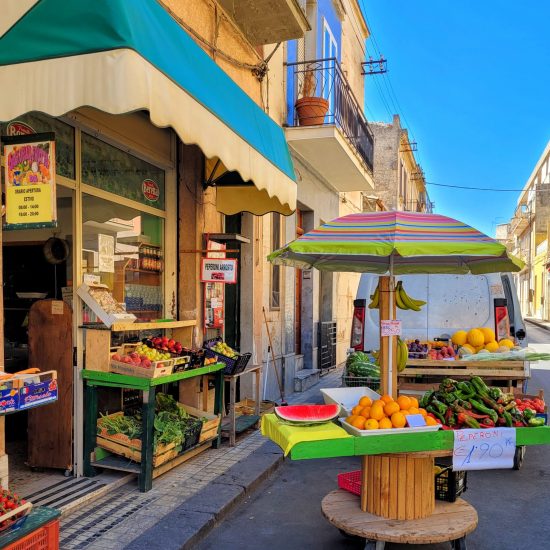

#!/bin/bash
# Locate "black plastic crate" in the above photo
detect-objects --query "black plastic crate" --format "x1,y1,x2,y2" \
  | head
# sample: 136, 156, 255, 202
181, 419, 203, 452
434, 462, 467, 502
203, 338, 251, 375
172, 348, 205, 373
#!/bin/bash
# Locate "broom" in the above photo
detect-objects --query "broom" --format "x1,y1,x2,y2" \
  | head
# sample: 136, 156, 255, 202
262, 307, 287, 406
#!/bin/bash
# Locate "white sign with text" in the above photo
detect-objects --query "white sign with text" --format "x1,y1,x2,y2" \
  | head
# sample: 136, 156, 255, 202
453, 428, 516, 471
380, 320, 402, 337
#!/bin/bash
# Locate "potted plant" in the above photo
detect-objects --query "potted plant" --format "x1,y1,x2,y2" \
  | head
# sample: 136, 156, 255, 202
294, 65, 329, 126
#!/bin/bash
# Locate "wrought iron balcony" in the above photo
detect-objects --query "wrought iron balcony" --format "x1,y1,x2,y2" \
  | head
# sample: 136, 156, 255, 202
287, 58, 374, 173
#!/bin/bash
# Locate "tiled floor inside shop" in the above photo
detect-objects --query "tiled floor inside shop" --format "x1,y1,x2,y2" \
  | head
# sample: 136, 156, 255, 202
58, 367, 344, 550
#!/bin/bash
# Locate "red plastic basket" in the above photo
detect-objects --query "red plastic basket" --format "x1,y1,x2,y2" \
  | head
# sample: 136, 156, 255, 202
4, 519, 59, 550
337, 470, 362, 496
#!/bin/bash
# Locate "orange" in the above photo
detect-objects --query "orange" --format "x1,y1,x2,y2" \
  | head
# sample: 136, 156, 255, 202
373, 399, 385, 408
384, 401, 400, 417
380, 394, 394, 404
418, 408, 428, 417
379, 417, 393, 429
359, 396, 373, 407
345, 415, 357, 424
365, 418, 379, 430
397, 395, 411, 411
359, 406, 371, 419
352, 405, 363, 416
370, 403, 385, 421
351, 416, 367, 429
408, 396, 419, 409
391, 412, 407, 428
425, 416, 438, 426
408, 406, 420, 416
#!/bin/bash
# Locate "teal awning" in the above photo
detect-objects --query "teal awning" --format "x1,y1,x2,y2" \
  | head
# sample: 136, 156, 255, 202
0, 0, 296, 214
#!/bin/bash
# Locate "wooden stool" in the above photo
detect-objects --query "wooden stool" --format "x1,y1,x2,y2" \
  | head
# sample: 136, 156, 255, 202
322, 489, 477, 550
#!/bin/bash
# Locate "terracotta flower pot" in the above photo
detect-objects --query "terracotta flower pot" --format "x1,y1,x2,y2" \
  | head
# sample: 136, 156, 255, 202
295, 96, 329, 126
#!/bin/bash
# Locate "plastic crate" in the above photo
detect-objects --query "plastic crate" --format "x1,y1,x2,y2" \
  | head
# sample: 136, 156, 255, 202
337, 470, 361, 496
434, 462, 467, 502
342, 366, 380, 391
4, 519, 59, 550
181, 419, 203, 452
203, 338, 251, 375
172, 349, 206, 373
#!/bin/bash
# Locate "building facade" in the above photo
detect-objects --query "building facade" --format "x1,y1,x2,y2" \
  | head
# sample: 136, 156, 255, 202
499, 141, 550, 320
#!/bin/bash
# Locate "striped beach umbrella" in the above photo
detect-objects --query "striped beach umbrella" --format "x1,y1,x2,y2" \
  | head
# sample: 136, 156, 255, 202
268, 211, 523, 275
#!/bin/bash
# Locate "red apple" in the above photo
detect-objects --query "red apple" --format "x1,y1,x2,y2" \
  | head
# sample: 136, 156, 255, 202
112, 353, 122, 362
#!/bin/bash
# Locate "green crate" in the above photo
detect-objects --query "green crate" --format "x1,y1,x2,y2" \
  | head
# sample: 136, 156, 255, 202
342, 367, 380, 391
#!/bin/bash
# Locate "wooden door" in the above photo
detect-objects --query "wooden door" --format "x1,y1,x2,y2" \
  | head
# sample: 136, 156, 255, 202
295, 210, 303, 355
27, 300, 73, 471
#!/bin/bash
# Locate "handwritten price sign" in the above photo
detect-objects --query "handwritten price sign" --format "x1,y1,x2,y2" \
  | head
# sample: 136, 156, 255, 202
452, 428, 516, 471
380, 320, 402, 337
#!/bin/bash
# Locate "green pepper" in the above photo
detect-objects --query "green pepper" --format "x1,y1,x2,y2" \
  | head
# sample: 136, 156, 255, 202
501, 411, 513, 427
420, 390, 435, 409
488, 387, 502, 401
468, 398, 498, 423
522, 408, 536, 420
441, 392, 460, 405
504, 401, 517, 412
480, 395, 505, 415
470, 376, 490, 397
431, 398, 448, 416
457, 412, 480, 429
457, 381, 476, 398
527, 417, 545, 427
426, 405, 445, 424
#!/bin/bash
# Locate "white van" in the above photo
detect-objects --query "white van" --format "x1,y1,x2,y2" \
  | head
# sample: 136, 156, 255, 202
351, 273, 526, 352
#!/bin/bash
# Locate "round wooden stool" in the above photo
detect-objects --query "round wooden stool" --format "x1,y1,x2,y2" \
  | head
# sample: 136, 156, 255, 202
322, 489, 478, 550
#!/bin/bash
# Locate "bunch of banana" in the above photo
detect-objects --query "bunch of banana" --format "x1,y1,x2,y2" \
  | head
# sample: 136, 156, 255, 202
371, 349, 380, 365
368, 283, 380, 309
395, 281, 426, 311
396, 337, 408, 372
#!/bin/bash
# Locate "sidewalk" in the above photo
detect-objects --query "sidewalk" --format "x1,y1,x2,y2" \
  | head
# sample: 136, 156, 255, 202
59, 367, 345, 550
525, 317, 550, 332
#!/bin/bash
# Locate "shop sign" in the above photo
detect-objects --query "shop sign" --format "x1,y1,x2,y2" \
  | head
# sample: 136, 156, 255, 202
3, 132, 57, 230
452, 427, 516, 471
6, 120, 36, 136
200, 258, 237, 284
142, 179, 160, 202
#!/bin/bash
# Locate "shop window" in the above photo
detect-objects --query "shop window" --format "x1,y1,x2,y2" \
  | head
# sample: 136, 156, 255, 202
81, 133, 165, 209
82, 194, 164, 321
270, 213, 281, 309
0, 112, 75, 179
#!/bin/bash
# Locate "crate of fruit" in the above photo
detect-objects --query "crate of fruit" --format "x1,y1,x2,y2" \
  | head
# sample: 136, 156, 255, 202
434, 462, 467, 502
110, 343, 174, 379
142, 338, 205, 373
0, 497, 32, 536
203, 338, 251, 375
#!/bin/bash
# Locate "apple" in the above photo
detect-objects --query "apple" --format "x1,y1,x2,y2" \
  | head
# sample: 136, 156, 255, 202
112, 353, 122, 362
141, 359, 152, 368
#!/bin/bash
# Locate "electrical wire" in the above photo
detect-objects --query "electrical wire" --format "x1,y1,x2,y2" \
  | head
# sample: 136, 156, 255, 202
426, 181, 540, 193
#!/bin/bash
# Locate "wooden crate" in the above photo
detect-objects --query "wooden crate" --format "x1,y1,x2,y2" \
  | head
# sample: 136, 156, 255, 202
110, 344, 174, 379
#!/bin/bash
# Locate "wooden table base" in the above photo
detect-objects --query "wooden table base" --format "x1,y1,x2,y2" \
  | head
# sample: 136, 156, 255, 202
361, 454, 434, 519
323, 489, 478, 548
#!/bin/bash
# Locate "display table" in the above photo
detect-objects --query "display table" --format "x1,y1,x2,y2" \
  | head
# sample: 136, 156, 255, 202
322, 489, 477, 550
82, 363, 225, 492
221, 365, 262, 446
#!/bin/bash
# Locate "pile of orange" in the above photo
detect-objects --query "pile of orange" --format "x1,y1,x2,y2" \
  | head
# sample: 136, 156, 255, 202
345, 394, 437, 430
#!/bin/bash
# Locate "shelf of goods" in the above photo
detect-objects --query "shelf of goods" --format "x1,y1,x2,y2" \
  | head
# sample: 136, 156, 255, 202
399, 359, 529, 393
82, 364, 225, 493
114, 244, 163, 321
82, 319, 225, 492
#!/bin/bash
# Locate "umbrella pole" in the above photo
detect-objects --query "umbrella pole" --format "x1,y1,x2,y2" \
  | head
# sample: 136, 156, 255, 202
378, 275, 398, 398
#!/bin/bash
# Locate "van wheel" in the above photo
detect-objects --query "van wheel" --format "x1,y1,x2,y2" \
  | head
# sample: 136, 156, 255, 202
513, 446, 526, 470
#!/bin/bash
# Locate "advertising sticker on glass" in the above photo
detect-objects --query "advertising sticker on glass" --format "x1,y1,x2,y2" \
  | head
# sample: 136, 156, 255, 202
3, 132, 57, 230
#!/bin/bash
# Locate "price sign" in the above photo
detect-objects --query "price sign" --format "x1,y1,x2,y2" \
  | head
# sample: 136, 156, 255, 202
453, 428, 516, 471
380, 320, 401, 337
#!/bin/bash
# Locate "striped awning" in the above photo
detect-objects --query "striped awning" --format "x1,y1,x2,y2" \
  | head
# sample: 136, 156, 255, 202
0, 0, 296, 215
269, 211, 524, 274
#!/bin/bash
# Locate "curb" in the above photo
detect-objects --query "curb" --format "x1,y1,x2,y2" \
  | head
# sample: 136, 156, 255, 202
525, 318, 550, 332
123, 440, 284, 550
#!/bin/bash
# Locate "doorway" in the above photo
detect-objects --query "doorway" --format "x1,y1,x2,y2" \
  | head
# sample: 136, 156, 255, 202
3, 186, 74, 491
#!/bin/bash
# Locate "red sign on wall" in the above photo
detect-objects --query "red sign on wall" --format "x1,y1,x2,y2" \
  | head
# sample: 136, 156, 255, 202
142, 179, 159, 202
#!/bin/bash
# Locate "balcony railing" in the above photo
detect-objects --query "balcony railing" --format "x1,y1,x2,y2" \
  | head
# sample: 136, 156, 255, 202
287, 58, 374, 171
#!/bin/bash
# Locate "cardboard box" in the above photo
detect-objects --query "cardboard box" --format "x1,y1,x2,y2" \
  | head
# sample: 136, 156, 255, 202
0, 371, 58, 413
77, 282, 136, 328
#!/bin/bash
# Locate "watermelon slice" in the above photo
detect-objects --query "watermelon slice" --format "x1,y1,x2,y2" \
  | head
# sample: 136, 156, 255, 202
274, 404, 340, 424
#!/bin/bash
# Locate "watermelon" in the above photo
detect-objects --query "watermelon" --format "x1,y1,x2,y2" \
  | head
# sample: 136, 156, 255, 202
274, 404, 340, 424
346, 352, 379, 378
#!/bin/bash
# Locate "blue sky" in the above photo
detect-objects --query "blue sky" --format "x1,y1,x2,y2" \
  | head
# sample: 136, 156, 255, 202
360, 1, 550, 236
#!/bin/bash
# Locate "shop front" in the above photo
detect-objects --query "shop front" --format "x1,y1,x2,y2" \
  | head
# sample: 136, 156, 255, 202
0, 0, 296, 511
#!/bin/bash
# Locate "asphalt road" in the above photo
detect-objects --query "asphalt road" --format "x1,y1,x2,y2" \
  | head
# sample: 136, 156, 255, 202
198, 322, 550, 550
